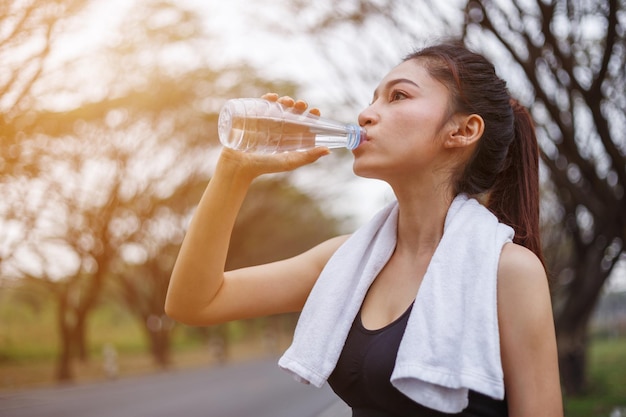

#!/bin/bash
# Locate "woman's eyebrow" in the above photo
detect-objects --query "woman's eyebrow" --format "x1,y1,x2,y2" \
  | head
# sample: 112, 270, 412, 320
372, 78, 421, 101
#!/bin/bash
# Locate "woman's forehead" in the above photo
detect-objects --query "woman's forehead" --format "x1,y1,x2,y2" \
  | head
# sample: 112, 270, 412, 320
373, 60, 443, 96
379, 60, 431, 86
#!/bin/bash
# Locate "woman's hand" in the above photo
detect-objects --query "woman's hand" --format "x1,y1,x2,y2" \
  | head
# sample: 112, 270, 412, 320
262, 92, 321, 117
218, 93, 329, 180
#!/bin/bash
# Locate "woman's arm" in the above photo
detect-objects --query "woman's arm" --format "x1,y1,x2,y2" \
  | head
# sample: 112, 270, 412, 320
165, 131, 344, 326
497, 243, 564, 417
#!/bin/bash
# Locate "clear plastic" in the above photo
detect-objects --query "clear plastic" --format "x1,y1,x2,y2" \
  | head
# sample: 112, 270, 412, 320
218, 98, 365, 153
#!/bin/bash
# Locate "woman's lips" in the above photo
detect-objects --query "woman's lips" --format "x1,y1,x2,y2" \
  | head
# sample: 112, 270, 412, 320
352, 133, 371, 153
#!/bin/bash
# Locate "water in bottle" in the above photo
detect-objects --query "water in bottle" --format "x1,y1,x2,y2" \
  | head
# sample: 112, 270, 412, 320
218, 98, 365, 153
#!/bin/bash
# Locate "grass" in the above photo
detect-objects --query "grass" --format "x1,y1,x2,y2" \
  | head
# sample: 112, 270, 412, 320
564, 337, 626, 417
0, 287, 295, 390
0, 295, 149, 364
0, 294, 59, 362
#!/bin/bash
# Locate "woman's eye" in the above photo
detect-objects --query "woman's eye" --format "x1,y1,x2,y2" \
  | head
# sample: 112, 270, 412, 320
390, 91, 407, 101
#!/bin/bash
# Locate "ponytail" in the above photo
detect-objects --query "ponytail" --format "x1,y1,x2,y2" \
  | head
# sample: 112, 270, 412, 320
487, 99, 543, 264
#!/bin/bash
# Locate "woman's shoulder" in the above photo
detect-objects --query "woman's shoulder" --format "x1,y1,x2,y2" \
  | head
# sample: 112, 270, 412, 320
497, 242, 552, 321
496, 245, 563, 416
497, 243, 552, 334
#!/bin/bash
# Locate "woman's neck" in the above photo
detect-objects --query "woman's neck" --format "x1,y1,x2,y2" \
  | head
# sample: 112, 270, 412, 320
393, 186, 455, 255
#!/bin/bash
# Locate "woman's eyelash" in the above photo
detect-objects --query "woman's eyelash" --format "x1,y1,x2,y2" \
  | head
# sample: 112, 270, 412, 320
390, 90, 407, 101
368, 90, 408, 105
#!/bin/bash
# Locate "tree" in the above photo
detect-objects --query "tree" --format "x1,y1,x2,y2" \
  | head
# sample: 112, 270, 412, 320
0, 1, 260, 380
463, 0, 625, 396
272, 0, 625, 395
1, 0, 347, 382
1, 0, 95, 381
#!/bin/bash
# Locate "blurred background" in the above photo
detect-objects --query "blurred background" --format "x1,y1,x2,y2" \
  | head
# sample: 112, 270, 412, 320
0, 1, 624, 416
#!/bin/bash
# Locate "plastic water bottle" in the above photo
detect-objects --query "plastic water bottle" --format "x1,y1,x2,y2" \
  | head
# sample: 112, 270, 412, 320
217, 98, 365, 153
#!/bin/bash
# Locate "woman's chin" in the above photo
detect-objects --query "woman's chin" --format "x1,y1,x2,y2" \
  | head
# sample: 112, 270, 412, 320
352, 161, 380, 180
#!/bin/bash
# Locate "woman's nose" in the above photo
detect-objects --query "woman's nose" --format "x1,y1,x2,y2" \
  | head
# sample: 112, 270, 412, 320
358, 105, 377, 127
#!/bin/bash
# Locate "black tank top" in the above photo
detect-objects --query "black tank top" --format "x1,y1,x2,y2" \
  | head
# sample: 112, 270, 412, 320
327, 303, 509, 417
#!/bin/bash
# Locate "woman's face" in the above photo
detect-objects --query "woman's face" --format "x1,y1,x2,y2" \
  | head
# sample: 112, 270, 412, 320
352, 59, 455, 184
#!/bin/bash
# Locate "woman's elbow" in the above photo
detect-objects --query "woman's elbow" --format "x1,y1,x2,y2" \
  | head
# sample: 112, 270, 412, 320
164, 293, 198, 325
165, 294, 223, 327
164, 298, 186, 323
165, 303, 202, 326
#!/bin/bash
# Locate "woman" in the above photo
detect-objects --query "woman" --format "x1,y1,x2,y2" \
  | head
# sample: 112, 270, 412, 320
165, 43, 563, 416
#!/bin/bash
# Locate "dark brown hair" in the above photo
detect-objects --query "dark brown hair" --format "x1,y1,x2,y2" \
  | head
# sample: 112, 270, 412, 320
405, 43, 542, 262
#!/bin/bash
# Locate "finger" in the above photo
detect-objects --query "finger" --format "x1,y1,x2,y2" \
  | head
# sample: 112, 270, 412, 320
281, 147, 331, 170
313, 146, 331, 155
277, 96, 295, 108
301, 146, 331, 163
293, 99, 308, 112
262, 93, 279, 102
291, 100, 310, 115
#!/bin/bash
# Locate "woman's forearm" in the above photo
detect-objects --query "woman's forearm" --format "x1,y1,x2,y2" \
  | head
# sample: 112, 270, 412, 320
165, 146, 329, 324
165, 152, 254, 322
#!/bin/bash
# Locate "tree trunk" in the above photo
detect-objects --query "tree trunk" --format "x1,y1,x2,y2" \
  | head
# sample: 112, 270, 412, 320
55, 341, 73, 382
55, 297, 74, 382
554, 238, 612, 395
75, 313, 89, 362
557, 325, 589, 396
148, 329, 171, 368
144, 314, 172, 368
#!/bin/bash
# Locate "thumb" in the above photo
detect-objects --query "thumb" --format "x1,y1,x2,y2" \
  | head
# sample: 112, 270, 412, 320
281, 147, 331, 171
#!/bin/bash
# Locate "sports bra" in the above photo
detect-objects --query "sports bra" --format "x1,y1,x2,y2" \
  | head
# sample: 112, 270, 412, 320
327, 303, 509, 417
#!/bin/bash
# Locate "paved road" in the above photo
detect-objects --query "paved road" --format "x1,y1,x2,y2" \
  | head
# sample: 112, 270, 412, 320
0, 358, 350, 417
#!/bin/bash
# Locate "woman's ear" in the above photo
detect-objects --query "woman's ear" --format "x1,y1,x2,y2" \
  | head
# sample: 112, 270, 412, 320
444, 114, 484, 149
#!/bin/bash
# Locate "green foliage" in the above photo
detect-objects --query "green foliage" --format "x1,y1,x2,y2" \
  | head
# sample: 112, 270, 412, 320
86, 301, 147, 355
564, 337, 626, 417
0, 284, 58, 362
0, 284, 143, 362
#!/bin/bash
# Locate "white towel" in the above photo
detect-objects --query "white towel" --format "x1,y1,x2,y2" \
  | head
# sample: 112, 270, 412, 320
278, 194, 514, 413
